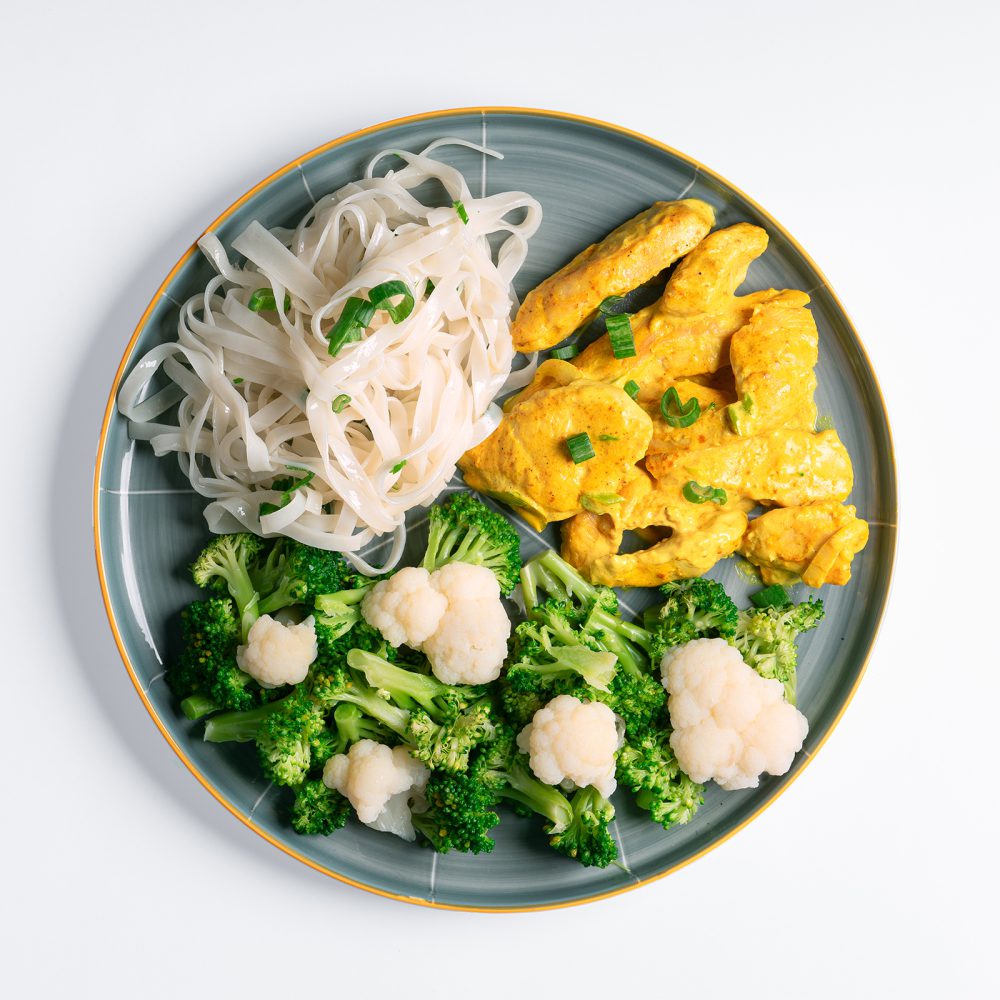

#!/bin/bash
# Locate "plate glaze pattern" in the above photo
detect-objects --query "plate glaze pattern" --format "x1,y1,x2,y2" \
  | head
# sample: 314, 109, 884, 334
95, 109, 896, 910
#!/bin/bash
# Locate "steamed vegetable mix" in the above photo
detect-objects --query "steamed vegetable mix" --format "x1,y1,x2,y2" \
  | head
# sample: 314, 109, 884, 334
169, 493, 824, 868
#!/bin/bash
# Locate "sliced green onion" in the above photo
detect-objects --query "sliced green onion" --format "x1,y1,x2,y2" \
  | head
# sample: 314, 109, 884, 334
453, 200, 469, 224
328, 296, 376, 356
726, 393, 755, 434
750, 584, 792, 609
707, 402, 717, 411
232, 377, 244, 385
580, 492, 625, 512
660, 386, 701, 428
390, 459, 407, 474
260, 467, 315, 517
369, 280, 414, 324
331, 394, 351, 413
682, 480, 727, 505
598, 295, 626, 315
566, 432, 595, 464
623, 379, 640, 399
551, 343, 580, 360
816, 414, 835, 432
425, 278, 436, 295
598, 434, 619, 441
248, 288, 291, 312
605, 313, 636, 359
259, 501, 280, 516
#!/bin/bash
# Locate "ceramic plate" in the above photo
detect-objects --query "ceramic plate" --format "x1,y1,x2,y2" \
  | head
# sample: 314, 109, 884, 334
94, 108, 896, 910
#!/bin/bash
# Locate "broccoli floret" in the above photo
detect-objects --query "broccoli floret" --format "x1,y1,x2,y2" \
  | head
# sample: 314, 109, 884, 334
422, 491, 522, 595
256, 688, 326, 786
733, 599, 824, 704
329, 702, 390, 755
190, 533, 266, 641
203, 696, 290, 743
644, 577, 739, 658
411, 766, 500, 855
290, 779, 350, 835
604, 670, 666, 740
519, 549, 618, 616
257, 541, 351, 616
308, 727, 339, 770
548, 786, 618, 869
617, 728, 704, 829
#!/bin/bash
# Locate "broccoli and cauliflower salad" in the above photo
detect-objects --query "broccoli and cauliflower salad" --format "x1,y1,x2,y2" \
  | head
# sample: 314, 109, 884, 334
170, 491, 823, 869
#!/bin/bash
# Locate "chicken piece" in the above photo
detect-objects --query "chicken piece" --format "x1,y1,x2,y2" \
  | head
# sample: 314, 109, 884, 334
725, 297, 819, 436
458, 378, 652, 532
501, 358, 580, 413
645, 429, 853, 508
511, 199, 715, 352
573, 223, 810, 384
740, 501, 869, 586
561, 472, 753, 588
640, 377, 733, 455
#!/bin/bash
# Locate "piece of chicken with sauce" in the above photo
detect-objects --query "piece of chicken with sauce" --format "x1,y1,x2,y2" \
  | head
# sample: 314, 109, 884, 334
458, 378, 652, 532
739, 501, 869, 586
510, 199, 715, 352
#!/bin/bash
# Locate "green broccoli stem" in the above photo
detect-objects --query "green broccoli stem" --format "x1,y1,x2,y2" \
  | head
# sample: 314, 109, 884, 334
493, 758, 574, 834
520, 549, 605, 611
180, 694, 220, 721
203, 697, 289, 743
585, 606, 651, 678
346, 648, 476, 716
335, 684, 411, 740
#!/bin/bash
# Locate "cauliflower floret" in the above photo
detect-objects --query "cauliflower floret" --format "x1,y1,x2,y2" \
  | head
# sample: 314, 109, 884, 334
361, 566, 448, 649
422, 562, 511, 685
662, 637, 808, 791
518, 694, 620, 797
322, 739, 429, 841
235, 614, 317, 689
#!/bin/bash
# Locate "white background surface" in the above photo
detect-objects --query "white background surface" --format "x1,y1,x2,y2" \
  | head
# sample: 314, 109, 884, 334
4, 1, 998, 996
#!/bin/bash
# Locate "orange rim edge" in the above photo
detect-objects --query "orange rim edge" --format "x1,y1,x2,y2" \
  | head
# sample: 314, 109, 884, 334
93, 106, 898, 913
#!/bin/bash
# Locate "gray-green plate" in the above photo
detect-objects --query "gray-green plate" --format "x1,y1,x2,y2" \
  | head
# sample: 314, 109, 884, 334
94, 108, 896, 911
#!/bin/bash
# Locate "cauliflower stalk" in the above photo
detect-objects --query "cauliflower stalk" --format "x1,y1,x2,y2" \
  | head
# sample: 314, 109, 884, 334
662, 637, 808, 791
235, 614, 317, 689
323, 739, 429, 841
518, 694, 621, 798
361, 561, 511, 685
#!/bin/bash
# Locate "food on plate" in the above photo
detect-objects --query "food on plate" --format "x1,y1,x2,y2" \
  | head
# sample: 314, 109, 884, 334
661, 637, 809, 791
461, 205, 868, 589
510, 199, 714, 352
170, 494, 822, 866
117, 140, 541, 573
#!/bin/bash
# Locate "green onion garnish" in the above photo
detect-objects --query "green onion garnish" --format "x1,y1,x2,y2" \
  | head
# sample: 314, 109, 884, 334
369, 280, 415, 324
726, 393, 755, 433
390, 459, 407, 474
750, 584, 792, 609
660, 386, 701, 428
623, 380, 640, 399
682, 480, 727, 505
598, 434, 619, 441
605, 313, 636, 359
551, 343, 580, 360
598, 295, 626, 315
232, 377, 244, 385
260, 467, 315, 518
328, 296, 376, 356
248, 288, 291, 312
579, 492, 625, 512
331, 394, 351, 413
453, 200, 469, 224
425, 278, 436, 295
566, 432, 595, 464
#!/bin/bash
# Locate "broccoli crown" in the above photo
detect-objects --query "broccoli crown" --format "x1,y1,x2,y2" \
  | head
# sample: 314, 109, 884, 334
406, 701, 495, 774
289, 779, 351, 836
508, 610, 618, 693
604, 670, 666, 739
308, 727, 339, 770
421, 491, 522, 595
258, 541, 351, 615
519, 549, 618, 616
733, 599, 824, 704
190, 533, 265, 640
412, 768, 500, 854
256, 688, 326, 786
617, 729, 704, 829
645, 577, 739, 658
314, 614, 391, 671
548, 786, 618, 868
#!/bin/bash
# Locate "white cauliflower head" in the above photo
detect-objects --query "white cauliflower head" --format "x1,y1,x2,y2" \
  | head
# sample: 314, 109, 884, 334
518, 694, 620, 798
235, 614, 317, 689
422, 562, 511, 685
662, 637, 809, 791
361, 566, 448, 649
322, 740, 429, 841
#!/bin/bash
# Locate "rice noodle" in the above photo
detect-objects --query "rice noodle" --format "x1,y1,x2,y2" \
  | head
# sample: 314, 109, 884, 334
118, 139, 541, 573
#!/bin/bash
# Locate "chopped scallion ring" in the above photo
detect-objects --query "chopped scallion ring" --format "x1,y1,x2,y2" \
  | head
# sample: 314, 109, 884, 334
605, 312, 636, 358
623, 379, 640, 399
248, 288, 291, 312
390, 459, 407, 474
260, 467, 315, 517
551, 343, 580, 360
598, 434, 619, 441
579, 492, 625, 512
598, 295, 626, 314
328, 296, 376, 356
425, 278, 436, 295
369, 280, 415, 324
331, 394, 351, 413
682, 480, 727, 505
750, 584, 792, 609
660, 386, 701, 427
232, 377, 244, 385
453, 200, 469, 224
566, 432, 595, 464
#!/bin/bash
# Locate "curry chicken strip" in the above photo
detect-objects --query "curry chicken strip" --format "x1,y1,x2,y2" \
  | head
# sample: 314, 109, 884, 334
510, 199, 715, 352
739, 501, 869, 587
458, 378, 652, 532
